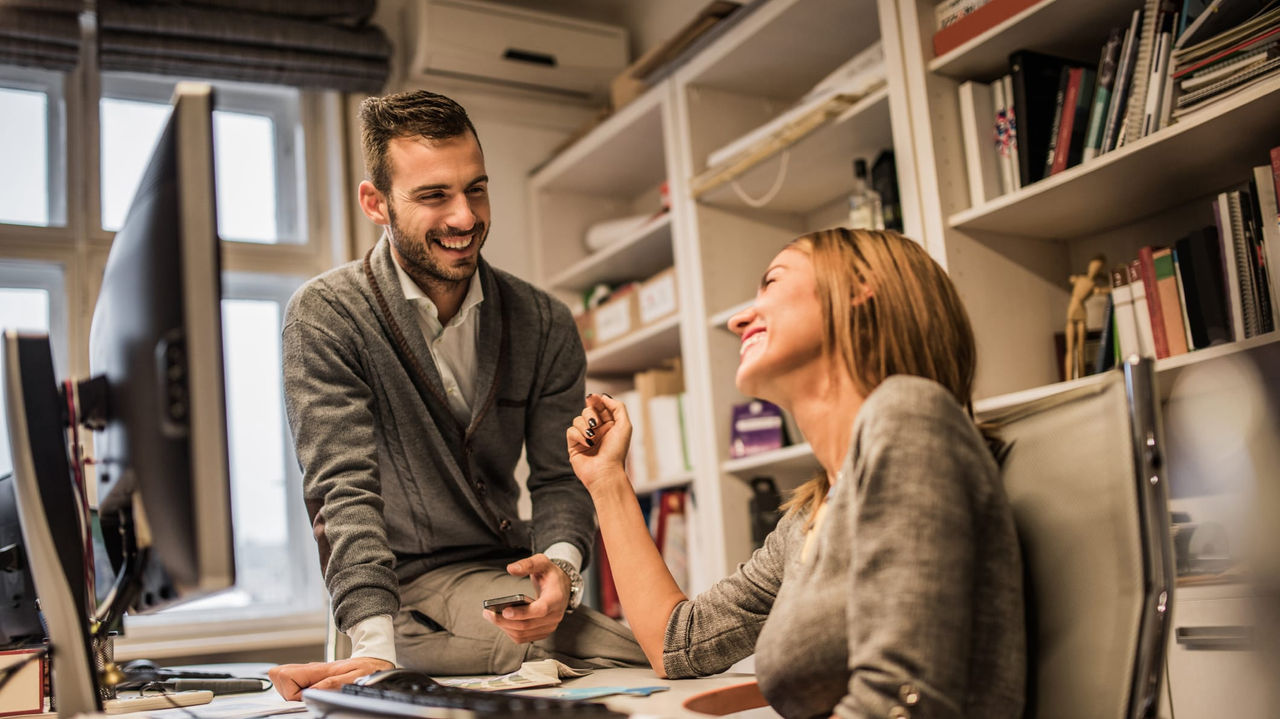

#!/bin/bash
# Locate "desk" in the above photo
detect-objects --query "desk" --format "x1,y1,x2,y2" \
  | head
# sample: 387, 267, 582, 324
105, 668, 777, 719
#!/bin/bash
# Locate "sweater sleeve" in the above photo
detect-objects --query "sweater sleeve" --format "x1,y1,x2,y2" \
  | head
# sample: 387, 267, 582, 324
662, 513, 797, 678
282, 286, 400, 632
836, 378, 995, 719
524, 297, 597, 567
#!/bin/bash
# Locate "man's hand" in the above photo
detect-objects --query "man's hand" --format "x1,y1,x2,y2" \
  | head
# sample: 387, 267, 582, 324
484, 553, 570, 644
268, 657, 393, 701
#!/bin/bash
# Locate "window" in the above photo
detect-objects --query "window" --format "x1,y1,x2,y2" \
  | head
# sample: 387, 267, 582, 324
1, 61, 341, 647
154, 274, 321, 617
0, 260, 68, 478
99, 74, 306, 244
0, 66, 67, 227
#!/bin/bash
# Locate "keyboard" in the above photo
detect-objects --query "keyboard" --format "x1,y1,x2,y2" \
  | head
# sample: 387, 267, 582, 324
302, 683, 629, 719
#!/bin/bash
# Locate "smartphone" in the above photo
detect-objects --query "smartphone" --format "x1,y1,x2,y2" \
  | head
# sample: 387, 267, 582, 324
483, 593, 533, 612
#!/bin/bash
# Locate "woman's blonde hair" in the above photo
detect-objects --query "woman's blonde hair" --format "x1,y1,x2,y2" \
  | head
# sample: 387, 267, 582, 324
780, 228, 979, 520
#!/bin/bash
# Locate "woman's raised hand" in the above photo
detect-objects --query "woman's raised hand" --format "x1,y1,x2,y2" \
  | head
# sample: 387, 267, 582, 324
566, 393, 632, 491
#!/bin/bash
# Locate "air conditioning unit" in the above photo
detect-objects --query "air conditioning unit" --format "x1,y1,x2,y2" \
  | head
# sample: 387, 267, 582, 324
408, 0, 629, 99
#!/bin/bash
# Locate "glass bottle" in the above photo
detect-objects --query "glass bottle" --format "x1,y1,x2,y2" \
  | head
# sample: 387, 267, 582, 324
847, 158, 884, 231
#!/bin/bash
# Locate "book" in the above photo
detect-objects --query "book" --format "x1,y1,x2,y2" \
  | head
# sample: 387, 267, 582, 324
1111, 265, 1141, 360
992, 77, 1017, 195
1177, 226, 1234, 346
1171, 247, 1198, 349
653, 490, 689, 592
1094, 292, 1118, 373
1001, 74, 1021, 190
935, 0, 994, 31
1219, 191, 1251, 338
1010, 50, 1072, 187
1064, 67, 1096, 169
1102, 10, 1144, 154
958, 80, 1003, 205
1141, 12, 1176, 137
1137, 246, 1171, 358
1043, 66, 1073, 177
1176, 0, 1275, 50
633, 360, 684, 485
648, 393, 690, 479
1083, 28, 1124, 162
932, 0, 1044, 57
1153, 247, 1190, 355
1243, 181, 1275, 334
1128, 259, 1158, 356
1126, 0, 1172, 143
1272, 146, 1280, 215
1255, 163, 1280, 320
594, 532, 621, 618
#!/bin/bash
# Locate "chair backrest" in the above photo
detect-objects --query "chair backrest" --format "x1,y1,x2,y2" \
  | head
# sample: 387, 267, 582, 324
979, 358, 1174, 719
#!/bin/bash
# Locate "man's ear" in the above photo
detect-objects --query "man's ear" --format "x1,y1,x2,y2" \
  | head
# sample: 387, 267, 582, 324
358, 181, 390, 225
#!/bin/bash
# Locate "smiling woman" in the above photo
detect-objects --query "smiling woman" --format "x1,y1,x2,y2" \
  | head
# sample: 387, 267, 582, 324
568, 228, 1027, 719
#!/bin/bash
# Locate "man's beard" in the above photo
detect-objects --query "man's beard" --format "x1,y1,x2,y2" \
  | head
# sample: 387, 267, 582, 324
386, 203, 487, 288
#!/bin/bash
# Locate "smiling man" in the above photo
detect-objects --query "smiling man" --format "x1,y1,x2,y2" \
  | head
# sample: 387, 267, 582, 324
272, 90, 643, 698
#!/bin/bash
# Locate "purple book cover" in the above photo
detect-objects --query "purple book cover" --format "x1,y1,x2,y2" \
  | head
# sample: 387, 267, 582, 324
729, 400, 785, 458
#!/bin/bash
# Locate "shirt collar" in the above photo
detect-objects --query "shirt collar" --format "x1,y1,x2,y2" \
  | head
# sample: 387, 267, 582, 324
390, 238, 485, 326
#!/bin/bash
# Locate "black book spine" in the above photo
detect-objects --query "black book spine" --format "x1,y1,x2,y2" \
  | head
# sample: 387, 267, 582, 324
1174, 235, 1210, 348
1188, 225, 1233, 345
1042, 67, 1071, 178
1067, 68, 1097, 168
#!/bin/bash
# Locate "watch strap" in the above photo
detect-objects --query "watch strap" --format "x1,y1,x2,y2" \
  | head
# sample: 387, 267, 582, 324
548, 557, 584, 613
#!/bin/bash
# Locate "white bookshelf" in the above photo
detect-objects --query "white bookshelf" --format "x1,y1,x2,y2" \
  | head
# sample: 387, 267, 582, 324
584, 314, 681, 377
708, 298, 753, 330
928, 0, 1136, 79
547, 214, 673, 292
949, 77, 1280, 238
634, 472, 696, 498
722, 443, 821, 487
529, 0, 914, 592
694, 88, 893, 214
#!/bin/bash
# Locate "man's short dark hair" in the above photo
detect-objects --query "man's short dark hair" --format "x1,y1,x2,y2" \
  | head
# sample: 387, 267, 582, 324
359, 90, 480, 194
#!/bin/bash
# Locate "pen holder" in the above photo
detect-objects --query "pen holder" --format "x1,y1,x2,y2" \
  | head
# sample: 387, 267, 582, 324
92, 633, 119, 701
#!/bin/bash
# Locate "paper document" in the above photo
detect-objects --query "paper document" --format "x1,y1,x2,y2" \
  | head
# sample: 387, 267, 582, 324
435, 659, 592, 692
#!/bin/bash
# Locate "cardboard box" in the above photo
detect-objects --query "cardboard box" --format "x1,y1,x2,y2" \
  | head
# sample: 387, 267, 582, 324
638, 266, 679, 326
573, 311, 596, 352
0, 649, 46, 716
591, 286, 640, 345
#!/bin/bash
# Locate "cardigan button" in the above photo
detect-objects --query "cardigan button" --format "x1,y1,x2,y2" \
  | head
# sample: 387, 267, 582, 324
499, 519, 512, 531
898, 684, 920, 705
888, 706, 909, 719
475, 480, 486, 494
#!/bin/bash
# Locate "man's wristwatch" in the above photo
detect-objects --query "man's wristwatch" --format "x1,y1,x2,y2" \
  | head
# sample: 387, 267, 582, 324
548, 558, 584, 613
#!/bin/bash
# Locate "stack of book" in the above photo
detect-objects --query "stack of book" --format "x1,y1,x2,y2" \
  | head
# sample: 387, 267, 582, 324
1097, 148, 1279, 370
613, 359, 692, 488
1169, 2, 1280, 119
954, 0, 1280, 205
593, 487, 693, 618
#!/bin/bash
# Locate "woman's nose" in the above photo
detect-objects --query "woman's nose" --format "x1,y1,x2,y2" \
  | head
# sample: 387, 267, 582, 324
727, 305, 756, 337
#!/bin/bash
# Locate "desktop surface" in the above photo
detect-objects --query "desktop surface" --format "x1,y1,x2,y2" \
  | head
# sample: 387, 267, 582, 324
101, 667, 773, 719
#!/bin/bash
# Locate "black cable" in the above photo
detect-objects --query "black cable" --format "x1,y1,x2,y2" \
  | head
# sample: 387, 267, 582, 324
139, 681, 204, 719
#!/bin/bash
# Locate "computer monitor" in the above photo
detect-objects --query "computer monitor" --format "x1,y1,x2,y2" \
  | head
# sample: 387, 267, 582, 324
1, 82, 234, 716
90, 81, 233, 612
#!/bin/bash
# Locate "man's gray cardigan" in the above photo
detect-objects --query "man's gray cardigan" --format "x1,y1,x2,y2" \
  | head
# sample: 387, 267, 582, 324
282, 238, 594, 632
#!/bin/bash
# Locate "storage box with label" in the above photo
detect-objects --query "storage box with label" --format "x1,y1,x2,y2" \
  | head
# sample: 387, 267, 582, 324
638, 266, 679, 327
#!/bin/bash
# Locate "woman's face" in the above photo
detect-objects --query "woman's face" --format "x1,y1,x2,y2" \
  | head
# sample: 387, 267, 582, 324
728, 246, 826, 403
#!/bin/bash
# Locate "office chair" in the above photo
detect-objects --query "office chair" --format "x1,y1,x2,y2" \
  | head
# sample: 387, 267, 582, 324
979, 357, 1174, 719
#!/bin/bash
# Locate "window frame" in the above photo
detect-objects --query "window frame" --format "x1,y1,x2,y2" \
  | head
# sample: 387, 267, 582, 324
0, 65, 69, 228
98, 72, 307, 245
